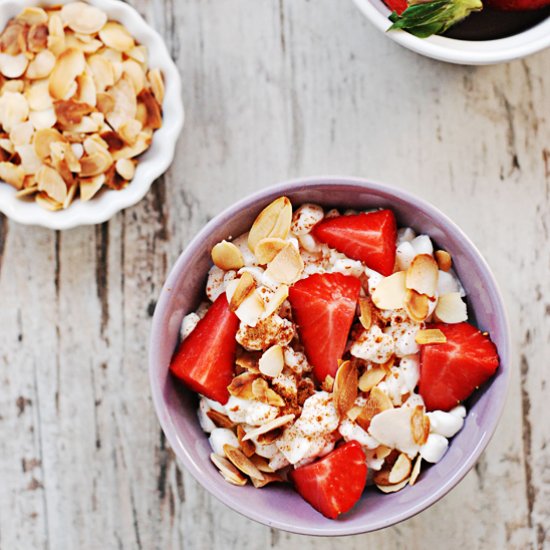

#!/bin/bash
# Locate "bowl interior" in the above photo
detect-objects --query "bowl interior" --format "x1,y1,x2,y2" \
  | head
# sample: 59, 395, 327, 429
150, 178, 510, 535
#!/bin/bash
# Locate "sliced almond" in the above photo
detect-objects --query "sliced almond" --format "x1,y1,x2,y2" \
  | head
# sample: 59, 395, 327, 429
368, 407, 418, 456
36, 165, 67, 203
388, 453, 412, 484
410, 405, 430, 446
409, 455, 422, 486
47, 15, 66, 57
10, 121, 34, 146
375, 445, 393, 460
358, 367, 386, 392
54, 99, 94, 126
15, 144, 41, 175
229, 272, 255, 311
227, 372, 257, 399
0, 91, 29, 133
76, 73, 97, 107
376, 478, 409, 493
118, 118, 142, 146
79, 173, 105, 201
415, 328, 447, 345
251, 471, 283, 488
210, 453, 247, 486
1, 80, 24, 94
26, 49, 56, 80
223, 445, 264, 481
249, 454, 275, 473
248, 197, 292, 252
16, 184, 39, 198
263, 284, 289, 318
235, 350, 261, 374
122, 59, 145, 94
80, 150, 113, 177
0, 162, 25, 189
0, 20, 27, 56
111, 131, 150, 160
241, 414, 295, 442
49, 48, 85, 100
148, 68, 164, 104
346, 404, 363, 421
435, 250, 452, 272
333, 360, 358, 418
259, 345, 284, 378
33, 128, 64, 159
88, 55, 114, 93
137, 87, 162, 129
251, 378, 285, 407
99, 22, 135, 52
236, 425, 256, 458
404, 289, 430, 323
0, 53, 28, 79
36, 191, 62, 211
254, 237, 288, 265
264, 243, 304, 284
212, 240, 244, 271
206, 409, 234, 429
356, 386, 393, 431
106, 75, 136, 130
321, 374, 334, 392
371, 271, 407, 310
115, 158, 135, 181
128, 45, 147, 64
235, 289, 265, 327
27, 24, 48, 53
63, 181, 77, 209
29, 108, 56, 130
406, 254, 439, 297
61, 2, 107, 35
26, 80, 53, 111
17, 7, 48, 25
434, 293, 468, 324
359, 297, 373, 330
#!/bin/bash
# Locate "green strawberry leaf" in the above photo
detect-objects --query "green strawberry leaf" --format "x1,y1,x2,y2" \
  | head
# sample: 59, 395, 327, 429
388, 0, 483, 38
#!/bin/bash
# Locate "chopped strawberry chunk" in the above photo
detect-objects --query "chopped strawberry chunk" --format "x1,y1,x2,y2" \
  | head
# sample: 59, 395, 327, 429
288, 273, 361, 383
384, 0, 409, 14
419, 322, 499, 412
170, 294, 239, 405
312, 209, 397, 276
290, 441, 367, 519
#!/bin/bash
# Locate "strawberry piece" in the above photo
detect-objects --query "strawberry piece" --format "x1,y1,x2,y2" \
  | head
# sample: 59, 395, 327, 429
288, 273, 360, 383
384, 0, 409, 14
485, 0, 549, 9
312, 210, 397, 276
419, 322, 499, 412
170, 294, 239, 405
290, 441, 367, 519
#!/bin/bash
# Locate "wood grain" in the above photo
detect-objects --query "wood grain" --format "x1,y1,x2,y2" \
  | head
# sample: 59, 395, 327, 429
0, 1, 548, 549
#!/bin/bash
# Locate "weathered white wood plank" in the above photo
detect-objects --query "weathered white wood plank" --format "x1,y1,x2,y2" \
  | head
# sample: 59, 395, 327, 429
0, 0, 548, 548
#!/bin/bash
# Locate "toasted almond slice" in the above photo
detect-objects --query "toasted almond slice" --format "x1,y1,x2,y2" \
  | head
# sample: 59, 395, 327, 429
0, 91, 29, 133
29, 108, 56, 130
368, 407, 418, 456
80, 150, 113, 177
210, 453, 247, 486
115, 158, 135, 181
54, 99, 94, 126
356, 386, 393, 431
16, 184, 39, 198
118, 118, 142, 146
99, 22, 135, 52
358, 367, 386, 392
346, 404, 363, 421
61, 2, 107, 35
36, 165, 67, 203
15, 144, 42, 175
128, 45, 147, 64
0, 162, 25, 189
375, 445, 393, 460
236, 425, 256, 458
148, 68, 164, 104
251, 471, 283, 488
223, 445, 264, 481
251, 378, 284, 407
434, 293, 468, 324
235, 350, 261, 374
0, 53, 28, 78
0, 20, 26, 56
63, 182, 77, 209
111, 131, 151, 160
49, 48, 85, 100
263, 284, 289, 318
212, 240, 244, 271
0, 139, 14, 154
17, 7, 49, 25
135, 101, 148, 127
321, 374, 334, 392
227, 372, 257, 399
27, 23, 48, 52
229, 272, 255, 311
206, 409, 234, 429
359, 297, 373, 330
47, 14, 65, 57
106, 75, 137, 131
76, 73, 97, 107
88, 55, 114, 93
254, 237, 288, 265
26, 49, 56, 80
137, 88, 162, 129
259, 345, 284, 378
388, 453, 412, 484
36, 191, 62, 211
256, 428, 284, 445
410, 405, 430, 446
333, 360, 358, 418
248, 197, 292, 252
371, 271, 407, 310
249, 454, 275, 473
26, 80, 53, 111
83, 135, 109, 156
241, 414, 295, 442
409, 455, 422, 486
406, 254, 439, 297
33, 128, 64, 159
79, 174, 105, 201
10, 121, 34, 146
376, 479, 409, 493
1, 80, 24, 94
264, 243, 304, 284
122, 59, 145, 94
235, 289, 265, 327
435, 250, 452, 272
415, 328, 447, 345
404, 289, 430, 323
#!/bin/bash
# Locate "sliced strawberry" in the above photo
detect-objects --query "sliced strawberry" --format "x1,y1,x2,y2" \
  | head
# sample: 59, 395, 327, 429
419, 322, 499, 412
312, 210, 397, 276
288, 273, 360, 383
384, 0, 409, 14
290, 441, 367, 519
170, 294, 239, 405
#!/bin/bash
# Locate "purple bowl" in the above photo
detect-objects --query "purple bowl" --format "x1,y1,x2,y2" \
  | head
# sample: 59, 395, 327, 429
149, 177, 511, 536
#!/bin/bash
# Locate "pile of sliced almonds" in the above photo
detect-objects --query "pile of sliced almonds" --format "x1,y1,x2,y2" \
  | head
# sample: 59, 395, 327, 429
0, 2, 164, 210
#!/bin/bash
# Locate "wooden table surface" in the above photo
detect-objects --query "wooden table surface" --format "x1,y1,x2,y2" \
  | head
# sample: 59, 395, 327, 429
1, 1, 549, 549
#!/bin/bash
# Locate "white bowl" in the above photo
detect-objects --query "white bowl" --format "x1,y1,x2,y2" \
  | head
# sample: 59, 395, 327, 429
0, 0, 184, 229
353, 0, 550, 64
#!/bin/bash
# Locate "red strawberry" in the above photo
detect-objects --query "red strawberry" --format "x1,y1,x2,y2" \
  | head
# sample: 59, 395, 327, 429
485, 0, 549, 9
384, 0, 409, 14
419, 322, 499, 412
312, 210, 397, 276
290, 441, 367, 519
288, 273, 360, 383
170, 294, 239, 405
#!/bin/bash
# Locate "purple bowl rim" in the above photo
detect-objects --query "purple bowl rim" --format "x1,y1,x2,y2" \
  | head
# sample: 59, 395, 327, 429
148, 175, 512, 536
